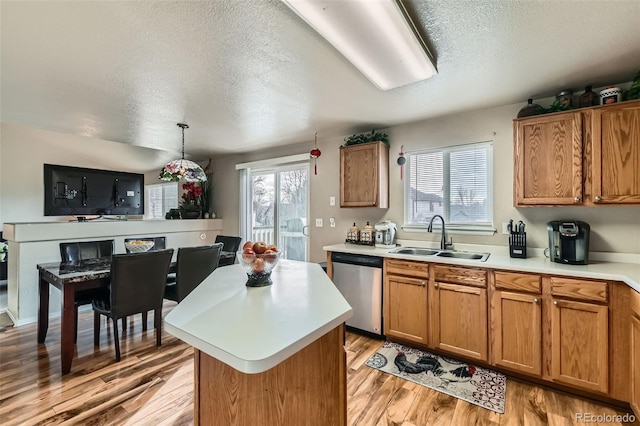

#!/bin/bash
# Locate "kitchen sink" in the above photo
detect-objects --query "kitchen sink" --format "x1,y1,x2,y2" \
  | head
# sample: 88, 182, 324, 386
389, 247, 440, 256
389, 247, 490, 262
436, 251, 490, 261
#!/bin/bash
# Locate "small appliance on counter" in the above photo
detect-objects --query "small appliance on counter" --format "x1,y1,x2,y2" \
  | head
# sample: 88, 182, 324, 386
547, 220, 590, 265
374, 220, 397, 248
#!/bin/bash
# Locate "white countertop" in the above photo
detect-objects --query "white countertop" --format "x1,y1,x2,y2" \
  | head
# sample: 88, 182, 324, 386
323, 243, 640, 293
164, 260, 353, 374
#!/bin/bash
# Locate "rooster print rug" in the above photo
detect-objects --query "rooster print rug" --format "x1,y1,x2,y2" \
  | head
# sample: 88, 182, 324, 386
365, 342, 506, 414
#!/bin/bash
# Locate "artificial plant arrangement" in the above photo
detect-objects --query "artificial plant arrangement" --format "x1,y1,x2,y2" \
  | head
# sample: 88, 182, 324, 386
0, 242, 7, 261
344, 129, 389, 147
180, 182, 203, 212
199, 159, 214, 215
623, 70, 640, 100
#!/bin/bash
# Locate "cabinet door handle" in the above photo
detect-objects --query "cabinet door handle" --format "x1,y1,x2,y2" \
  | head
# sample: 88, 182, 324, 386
553, 300, 558, 306
434, 283, 439, 288
594, 195, 602, 202
533, 298, 539, 303
574, 197, 580, 203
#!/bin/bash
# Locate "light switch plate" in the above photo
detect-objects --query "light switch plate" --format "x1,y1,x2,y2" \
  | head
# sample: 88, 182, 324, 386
502, 223, 509, 234
329, 196, 336, 206
315, 218, 323, 227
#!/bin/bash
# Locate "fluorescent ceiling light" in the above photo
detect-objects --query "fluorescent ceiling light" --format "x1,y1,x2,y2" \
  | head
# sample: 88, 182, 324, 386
282, 0, 437, 90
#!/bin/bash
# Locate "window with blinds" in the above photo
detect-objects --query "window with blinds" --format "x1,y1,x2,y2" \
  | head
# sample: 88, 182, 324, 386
404, 142, 493, 233
145, 183, 178, 219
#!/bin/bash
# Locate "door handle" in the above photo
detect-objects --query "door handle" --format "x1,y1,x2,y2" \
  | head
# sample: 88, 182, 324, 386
302, 225, 309, 237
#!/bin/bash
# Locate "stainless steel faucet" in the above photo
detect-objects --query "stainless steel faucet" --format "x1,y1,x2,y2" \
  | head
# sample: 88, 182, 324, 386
427, 215, 452, 250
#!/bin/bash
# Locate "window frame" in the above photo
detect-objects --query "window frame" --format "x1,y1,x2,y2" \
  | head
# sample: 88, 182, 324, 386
402, 141, 496, 236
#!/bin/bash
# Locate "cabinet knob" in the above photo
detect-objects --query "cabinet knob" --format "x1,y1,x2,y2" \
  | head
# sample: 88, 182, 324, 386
574, 197, 580, 203
594, 195, 602, 202
533, 298, 539, 304
434, 283, 439, 288
553, 300, 558, 306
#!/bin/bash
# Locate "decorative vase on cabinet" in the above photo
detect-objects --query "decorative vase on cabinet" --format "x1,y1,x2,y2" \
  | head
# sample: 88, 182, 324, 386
180, 209, 201, 219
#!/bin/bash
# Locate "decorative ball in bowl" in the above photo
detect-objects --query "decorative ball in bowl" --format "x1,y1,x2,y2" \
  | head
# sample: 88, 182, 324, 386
125, 240, 155, 253
237, 241, 281, 287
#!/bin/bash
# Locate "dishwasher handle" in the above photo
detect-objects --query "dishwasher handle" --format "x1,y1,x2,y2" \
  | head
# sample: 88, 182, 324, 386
331, 252, 383, 268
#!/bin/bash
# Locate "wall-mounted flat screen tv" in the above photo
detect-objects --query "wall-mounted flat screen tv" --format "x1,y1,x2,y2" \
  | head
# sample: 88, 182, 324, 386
44, 164, 144, 217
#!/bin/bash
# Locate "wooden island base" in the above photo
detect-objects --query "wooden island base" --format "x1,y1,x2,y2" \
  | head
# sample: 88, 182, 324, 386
194, 324, 346, 426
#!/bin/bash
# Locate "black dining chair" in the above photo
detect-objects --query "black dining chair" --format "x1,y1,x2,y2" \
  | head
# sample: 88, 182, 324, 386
92, 249, 174, 362
59, 239, 114, 342
124, 236, 166, 252
60, 239, 114, 262
164, 243, 223, 303
215, 235, 242, 266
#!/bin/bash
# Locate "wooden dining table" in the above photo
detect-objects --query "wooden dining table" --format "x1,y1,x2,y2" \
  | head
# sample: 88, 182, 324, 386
36, 257, 177, 374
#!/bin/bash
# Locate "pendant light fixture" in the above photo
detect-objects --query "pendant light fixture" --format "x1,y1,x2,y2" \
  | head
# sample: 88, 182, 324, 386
159, 123, 207, 182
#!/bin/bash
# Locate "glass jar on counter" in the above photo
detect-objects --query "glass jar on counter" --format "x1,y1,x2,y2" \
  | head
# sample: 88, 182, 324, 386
346, 222, 360, 243
360, 222, 375, 245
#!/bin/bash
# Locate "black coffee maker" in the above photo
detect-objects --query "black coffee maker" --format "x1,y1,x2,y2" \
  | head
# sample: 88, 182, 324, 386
546, 221, 590, 265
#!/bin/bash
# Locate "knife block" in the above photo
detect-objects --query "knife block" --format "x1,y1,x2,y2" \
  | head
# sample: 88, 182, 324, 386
509, 232, 527, 258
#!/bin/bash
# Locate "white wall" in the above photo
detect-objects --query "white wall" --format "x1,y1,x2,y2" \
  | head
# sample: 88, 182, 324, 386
213, 100, 640, 262
0, 123, 177, 224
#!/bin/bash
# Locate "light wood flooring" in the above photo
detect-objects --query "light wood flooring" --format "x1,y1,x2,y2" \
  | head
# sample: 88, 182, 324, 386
1, 303, 637, 425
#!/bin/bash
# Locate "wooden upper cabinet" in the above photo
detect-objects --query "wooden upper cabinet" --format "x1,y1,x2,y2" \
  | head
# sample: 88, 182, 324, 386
514, 111, 583, 206
591, 100, 640, 204
340, 142, 389, 208
514, 100, 640, 207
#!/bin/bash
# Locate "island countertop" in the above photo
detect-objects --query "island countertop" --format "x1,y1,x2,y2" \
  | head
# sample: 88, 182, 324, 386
164, 260, 353, 374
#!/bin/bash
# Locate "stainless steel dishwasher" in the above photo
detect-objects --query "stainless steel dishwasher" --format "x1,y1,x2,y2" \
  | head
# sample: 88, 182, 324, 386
330, 252, 383, 338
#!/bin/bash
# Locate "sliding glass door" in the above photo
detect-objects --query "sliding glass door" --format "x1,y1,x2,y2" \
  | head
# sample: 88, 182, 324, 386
249, 164, 309, 261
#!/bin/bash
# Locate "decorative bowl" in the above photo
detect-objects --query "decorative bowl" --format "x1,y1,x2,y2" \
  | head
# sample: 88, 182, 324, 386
125, 240, 154, 253
237, 249, 281, 287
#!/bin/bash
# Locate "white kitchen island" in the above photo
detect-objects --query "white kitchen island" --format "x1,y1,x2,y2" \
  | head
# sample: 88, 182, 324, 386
164, 260, 352, 426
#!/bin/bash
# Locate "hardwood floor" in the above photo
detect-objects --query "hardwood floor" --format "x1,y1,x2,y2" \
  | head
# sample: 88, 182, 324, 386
1, 304, 637, 425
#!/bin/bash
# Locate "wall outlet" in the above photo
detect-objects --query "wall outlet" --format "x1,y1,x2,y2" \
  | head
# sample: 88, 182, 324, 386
329, 196, 336, 206
502, 222, 510, 235
329, 217, 336, 227
315, 218, 323, 227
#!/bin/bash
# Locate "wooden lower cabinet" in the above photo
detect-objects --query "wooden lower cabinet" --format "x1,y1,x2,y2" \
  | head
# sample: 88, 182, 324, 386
550, 298, 608, 394
384, 273, 428, 344
429, 281, 488, 362
491, 290, 542, 376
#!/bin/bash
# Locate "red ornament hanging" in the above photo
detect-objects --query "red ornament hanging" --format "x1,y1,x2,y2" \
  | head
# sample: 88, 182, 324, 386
310, 132, 322, 175
397, 145, 406, 179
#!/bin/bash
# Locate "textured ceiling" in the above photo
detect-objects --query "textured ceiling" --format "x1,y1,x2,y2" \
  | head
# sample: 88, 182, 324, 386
2, 1, 640, 160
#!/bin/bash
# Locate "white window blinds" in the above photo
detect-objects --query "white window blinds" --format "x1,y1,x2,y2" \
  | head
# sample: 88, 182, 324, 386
404, 142, 493, 232
145, 183, 178, 219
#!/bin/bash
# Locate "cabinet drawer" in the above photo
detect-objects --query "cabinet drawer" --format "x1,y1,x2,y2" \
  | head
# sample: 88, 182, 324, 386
385, 259, 428, 279
434, 265, 486, 288
550, 277, 608, 303
631, 289, 640, 318
494, 271, 541, 293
